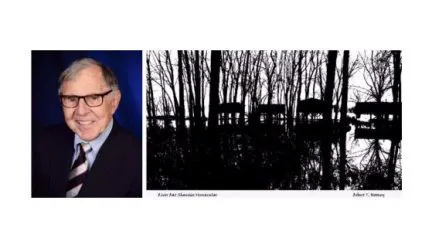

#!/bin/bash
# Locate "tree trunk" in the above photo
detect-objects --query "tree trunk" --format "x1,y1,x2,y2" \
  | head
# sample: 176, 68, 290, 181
178, 51, 186, 134
240, 51, 250, 125
194, 51, 202, 129
201, 51, 206, 120
228, 53, 234, 103
207, 50, 223, 187
146, 54, 157, 127
392, 50, 401, 103
161, 82, 170, 127
233, 51, 242, 103
251, 51, 262, 112
387, 50, 402, 189
296, 51, 304, 124
339, 51, 349, 190
209, 51, 222, 130
313, 52, 319, 98
289, 51, 297, 117
165, 51, 179, 127
319, 63, 324, 100
221, 52, 228, 105
184, 51, 195, 128
321, 50, 338, 189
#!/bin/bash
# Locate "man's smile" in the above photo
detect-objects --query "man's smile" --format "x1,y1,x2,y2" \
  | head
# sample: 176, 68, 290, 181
76, 120, 95, 126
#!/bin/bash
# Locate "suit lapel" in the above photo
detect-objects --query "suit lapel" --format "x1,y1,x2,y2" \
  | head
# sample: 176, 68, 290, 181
78, 121, 129, 197
49, 127, 74, 197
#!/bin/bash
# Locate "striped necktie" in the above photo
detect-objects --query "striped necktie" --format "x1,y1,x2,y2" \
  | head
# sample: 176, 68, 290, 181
66, 142, 91, 197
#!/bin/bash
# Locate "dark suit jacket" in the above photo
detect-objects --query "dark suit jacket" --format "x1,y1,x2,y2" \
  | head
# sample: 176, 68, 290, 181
32, 120, 142, 197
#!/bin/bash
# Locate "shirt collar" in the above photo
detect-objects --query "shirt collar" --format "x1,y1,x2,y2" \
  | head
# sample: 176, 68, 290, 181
74, 119, 114, 153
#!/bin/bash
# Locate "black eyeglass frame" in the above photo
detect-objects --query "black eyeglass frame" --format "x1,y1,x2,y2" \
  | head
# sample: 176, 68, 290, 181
59, 89, 113, 108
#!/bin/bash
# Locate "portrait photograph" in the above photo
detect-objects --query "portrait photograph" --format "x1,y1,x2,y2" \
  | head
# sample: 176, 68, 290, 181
31, 50, 143, 197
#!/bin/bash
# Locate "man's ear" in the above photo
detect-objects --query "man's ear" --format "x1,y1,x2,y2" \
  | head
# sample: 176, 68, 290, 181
110, 90, 121, 114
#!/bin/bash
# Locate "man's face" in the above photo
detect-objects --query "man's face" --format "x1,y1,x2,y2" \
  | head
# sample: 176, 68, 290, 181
60, 65, 121, 141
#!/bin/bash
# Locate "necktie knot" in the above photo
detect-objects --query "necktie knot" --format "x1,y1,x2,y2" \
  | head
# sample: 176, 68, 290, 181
80, 142, 92, 154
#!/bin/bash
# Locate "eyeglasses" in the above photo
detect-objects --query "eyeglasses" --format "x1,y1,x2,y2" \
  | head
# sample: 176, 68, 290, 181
60, 89, 113, 108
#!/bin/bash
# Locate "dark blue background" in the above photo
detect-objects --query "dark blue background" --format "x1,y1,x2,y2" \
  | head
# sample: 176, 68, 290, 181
31, 50, 142, 138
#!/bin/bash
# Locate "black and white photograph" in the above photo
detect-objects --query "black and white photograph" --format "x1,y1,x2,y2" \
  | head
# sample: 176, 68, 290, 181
146, 50, 402, 191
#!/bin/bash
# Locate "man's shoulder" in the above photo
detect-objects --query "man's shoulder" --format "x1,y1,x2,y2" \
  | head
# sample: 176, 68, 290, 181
112, 122, 141, 145
106, 122, 142, 164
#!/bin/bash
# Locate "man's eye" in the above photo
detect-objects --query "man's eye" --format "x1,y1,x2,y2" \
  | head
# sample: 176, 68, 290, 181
66, 96, 78, 102
88, 95, 99, 100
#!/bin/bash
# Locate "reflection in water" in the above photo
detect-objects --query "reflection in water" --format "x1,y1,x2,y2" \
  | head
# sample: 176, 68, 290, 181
146, 121, 401, 190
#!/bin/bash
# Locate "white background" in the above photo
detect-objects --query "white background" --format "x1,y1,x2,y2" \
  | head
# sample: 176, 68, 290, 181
0, 0, 431, 247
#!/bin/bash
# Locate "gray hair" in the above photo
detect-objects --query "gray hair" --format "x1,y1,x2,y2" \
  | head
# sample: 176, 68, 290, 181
58, 58, 119, 94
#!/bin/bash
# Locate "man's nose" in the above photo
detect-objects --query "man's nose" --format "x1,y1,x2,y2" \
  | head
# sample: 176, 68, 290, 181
76, 98, 90, 115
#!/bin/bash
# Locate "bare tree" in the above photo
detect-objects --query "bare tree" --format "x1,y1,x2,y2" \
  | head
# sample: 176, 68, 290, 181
295, 50, 304, 124
339, 51, 350, 190
321, 50, 338, 189
201, 51, 208, 119
283, 51, 297, 134
221, 51, 231, 104
149, 51, 180, 127
231, 51, 244, 103
184, 51, 195, 127
334, 53, 361, 121
146, 53, 157, 127
360, 51, 393, 102
387, 50, 401, 189
165, 51, 179, 126
239, 51, 250, 125
250, 51, 263, 113
312, 51, 325, 99
209, 51, 222, 130
288, 51, 298, 115
194, 51, 202, 129
305, 51, 318, 99
264, 51, 277, 105
177, 51, 186, 134
358, 50, 394, 189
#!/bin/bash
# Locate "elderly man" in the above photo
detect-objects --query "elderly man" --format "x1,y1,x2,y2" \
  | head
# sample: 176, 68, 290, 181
32, 58, 142, 197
